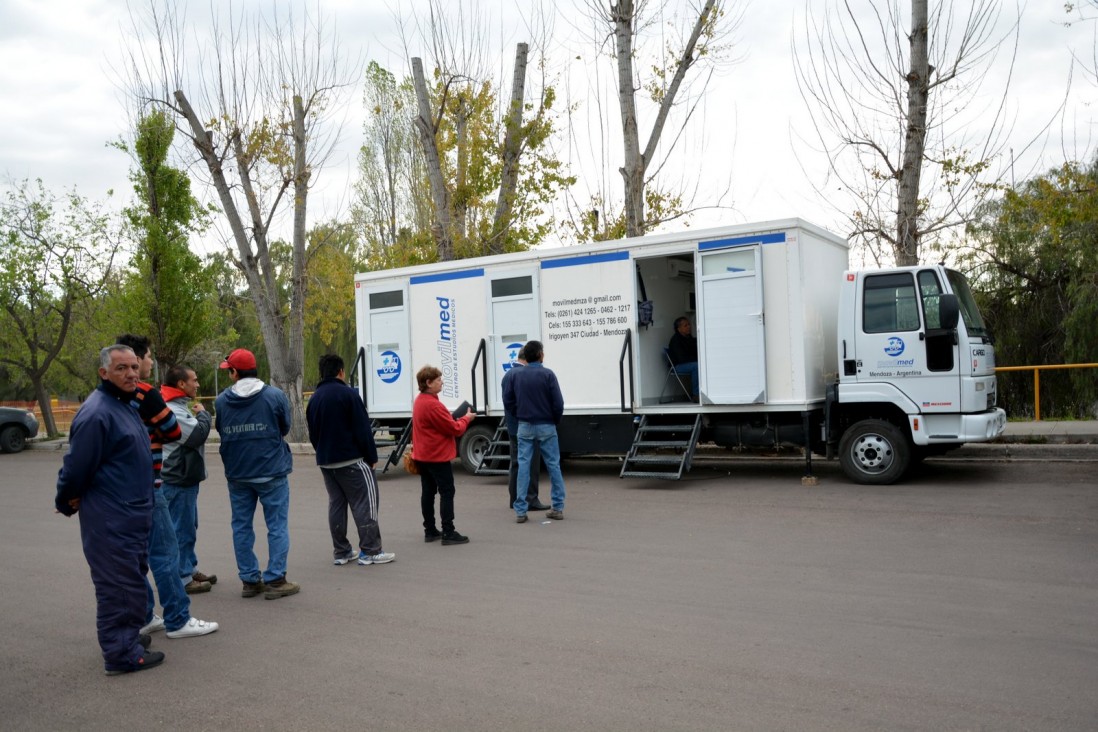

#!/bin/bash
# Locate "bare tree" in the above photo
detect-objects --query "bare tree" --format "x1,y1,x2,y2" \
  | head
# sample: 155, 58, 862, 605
583, 0, 738, 238
795, 0, 1020, 265
122, 1, 356, 440
403, 0, 565, 260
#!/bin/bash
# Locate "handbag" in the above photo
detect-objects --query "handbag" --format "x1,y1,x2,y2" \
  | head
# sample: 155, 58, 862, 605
402, 450, 419, 475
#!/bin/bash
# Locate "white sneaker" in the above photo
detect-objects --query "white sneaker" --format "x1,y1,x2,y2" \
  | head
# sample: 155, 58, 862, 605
165, 617, 219, 639
333, 550, 358, 565
357, 551, 396, 565
140, 614, 165, 634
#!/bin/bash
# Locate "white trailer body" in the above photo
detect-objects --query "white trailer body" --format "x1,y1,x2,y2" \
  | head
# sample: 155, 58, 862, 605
353, 218, 1005, 484
355, 219, 846, 416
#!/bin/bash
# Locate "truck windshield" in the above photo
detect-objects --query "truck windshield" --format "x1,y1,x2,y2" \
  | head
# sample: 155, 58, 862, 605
945, 269, 989, 339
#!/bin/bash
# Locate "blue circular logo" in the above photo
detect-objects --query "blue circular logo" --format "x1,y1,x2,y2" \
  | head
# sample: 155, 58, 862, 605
377, 350, 402, 383
884, 337, 905, 357
501, 342, 522, 372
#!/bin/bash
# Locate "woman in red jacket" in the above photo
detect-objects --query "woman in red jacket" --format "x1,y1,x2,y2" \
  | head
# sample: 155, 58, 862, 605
412, 366, 475, 545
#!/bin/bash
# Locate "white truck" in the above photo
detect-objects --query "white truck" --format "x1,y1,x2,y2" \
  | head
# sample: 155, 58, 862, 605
352, 218, 1006, 484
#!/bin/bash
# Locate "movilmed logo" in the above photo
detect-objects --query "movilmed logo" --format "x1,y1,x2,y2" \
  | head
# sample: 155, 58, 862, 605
884, 337, 905, 357
501, 342, 522, 371
377, 350, 402, 383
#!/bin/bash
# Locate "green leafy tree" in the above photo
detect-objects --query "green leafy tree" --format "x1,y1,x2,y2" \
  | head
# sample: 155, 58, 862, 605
115, 109, 218, 372
0, 181, 120, 436
962, 159, 1098, 417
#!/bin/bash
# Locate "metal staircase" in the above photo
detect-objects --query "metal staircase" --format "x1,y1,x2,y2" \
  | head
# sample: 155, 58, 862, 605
474, 421, 512, 476
619, 414, 703, 480
375, 420, 411, 474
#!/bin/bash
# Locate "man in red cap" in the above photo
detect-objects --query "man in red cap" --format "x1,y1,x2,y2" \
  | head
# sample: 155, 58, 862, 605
214, 348, 300, 600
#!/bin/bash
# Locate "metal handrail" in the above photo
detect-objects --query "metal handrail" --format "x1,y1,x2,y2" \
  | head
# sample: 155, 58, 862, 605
995, 363, 1098, 421
470, 338, 488, 414
618, 330, 634, 413
349, 346, 368, 404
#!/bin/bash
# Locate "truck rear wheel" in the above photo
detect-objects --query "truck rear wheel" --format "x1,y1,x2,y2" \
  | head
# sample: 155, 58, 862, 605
839, 419, 911, 485
458, 424, 494, 475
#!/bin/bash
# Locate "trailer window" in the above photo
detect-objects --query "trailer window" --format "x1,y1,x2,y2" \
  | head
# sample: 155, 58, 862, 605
862, 273, 920, 333
369, 290, 403, 310
491, 276, 533, 298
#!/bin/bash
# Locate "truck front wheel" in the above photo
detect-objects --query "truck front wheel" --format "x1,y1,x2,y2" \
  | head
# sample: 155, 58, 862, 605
458, 424, 495, 475
839, 419, 911, 485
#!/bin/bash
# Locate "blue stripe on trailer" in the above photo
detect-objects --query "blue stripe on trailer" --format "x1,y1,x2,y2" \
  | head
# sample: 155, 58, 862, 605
410, 268, 485, 284
699, 232, 786, 250
541, 250, 631, 269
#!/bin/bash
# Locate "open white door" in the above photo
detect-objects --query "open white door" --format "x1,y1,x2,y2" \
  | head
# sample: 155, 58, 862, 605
697, 246, 766, 403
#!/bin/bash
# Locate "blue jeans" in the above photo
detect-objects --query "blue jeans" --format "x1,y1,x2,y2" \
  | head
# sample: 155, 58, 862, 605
145, 488, 191, 631
162, 482, 199, 582
227, 476, 290, 583
673, 362, 699, 396
513, 423, 565, 516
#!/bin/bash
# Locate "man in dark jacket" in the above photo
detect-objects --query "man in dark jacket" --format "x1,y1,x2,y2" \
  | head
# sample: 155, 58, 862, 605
501, 349, 547, 511
305, 354, 395, 567
161, 365, 217, 592
502, 340, 567, 523
55, 345, 164, 675
667, 316, 699, 398
215, 348, 299, 600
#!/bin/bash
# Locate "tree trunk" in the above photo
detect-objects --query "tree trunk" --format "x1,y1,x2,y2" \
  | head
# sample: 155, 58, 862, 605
33, 378, 58, 438
411, 57, 454, 261
283, 94, 309, 443
896, 0, 930, 266
612, 0, 717, 238
612, 0, 645, 238
491, 43, 529, 254
174, 89, 306, 440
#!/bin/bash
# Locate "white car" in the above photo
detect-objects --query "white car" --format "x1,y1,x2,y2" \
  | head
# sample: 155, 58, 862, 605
0, 407, 39, 453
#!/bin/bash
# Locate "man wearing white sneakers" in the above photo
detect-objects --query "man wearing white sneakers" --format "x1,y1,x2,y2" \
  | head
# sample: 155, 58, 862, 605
305, 354, 395, 568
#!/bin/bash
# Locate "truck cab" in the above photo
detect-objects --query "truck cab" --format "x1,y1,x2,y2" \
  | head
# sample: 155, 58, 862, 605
831, 265, 1007, 482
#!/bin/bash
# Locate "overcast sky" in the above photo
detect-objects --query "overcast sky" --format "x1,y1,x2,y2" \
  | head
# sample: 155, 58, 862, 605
0, 0, 1093, 251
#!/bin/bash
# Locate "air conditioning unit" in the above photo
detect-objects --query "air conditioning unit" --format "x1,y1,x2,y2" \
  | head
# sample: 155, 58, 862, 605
668, 260, 694, 279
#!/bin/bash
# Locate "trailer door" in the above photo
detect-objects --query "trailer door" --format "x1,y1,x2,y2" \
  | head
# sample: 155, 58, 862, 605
488, 271, 540, 410
697, 246, 767, 403
363, 287, 410, 414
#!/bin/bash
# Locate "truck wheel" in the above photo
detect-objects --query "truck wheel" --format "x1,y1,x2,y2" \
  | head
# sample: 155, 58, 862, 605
0, 425, 27, 454
839, 419, 910, 485
458, 424, 494, 475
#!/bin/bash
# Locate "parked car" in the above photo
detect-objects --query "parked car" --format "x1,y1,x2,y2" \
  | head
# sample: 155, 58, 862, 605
0, 407, 39, 453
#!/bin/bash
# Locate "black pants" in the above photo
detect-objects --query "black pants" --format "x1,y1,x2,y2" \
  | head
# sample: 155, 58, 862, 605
321, 461, 382, 557
418, 461, 456, 533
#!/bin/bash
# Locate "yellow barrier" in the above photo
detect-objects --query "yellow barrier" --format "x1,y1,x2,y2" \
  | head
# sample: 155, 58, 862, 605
995, 363, 1098, 421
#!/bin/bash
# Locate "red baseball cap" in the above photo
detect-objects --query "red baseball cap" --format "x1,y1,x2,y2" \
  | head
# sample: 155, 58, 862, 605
219, 348, 257, 370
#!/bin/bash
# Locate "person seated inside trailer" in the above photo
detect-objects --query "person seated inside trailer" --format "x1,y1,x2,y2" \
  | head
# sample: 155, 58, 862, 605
667, 316, 699, 399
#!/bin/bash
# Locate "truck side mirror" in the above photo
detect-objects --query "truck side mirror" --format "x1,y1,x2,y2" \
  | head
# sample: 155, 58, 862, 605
939, 294, 959, 330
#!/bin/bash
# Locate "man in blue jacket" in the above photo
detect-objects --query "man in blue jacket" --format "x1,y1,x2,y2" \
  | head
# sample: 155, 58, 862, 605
502, 340, 567, 523
55, 345, 164, 675
305, 354, 395, 567
215, 348, 299, 600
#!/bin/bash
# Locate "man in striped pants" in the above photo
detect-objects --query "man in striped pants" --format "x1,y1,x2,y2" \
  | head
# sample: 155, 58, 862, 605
305, 354, 395, 567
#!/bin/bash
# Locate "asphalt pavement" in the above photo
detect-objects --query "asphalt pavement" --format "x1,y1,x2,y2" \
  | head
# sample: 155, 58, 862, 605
1, 450, 1096, 731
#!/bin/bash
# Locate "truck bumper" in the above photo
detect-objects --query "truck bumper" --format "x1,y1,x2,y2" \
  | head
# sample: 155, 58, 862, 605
914, 408, 1006, 445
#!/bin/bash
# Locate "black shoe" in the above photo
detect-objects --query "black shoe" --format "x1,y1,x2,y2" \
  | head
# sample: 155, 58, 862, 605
424, 530, 443, 543
441, 530, 469, 545
105, 650, 165, 676
138, 633, 152, 650
527, 500, 551, 511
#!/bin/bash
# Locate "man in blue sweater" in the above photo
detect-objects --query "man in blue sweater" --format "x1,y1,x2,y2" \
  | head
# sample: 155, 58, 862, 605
55, 345, 164, 675
502, 340, 567, 523
215, 348, 299, 600
305, 354, 394, 567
